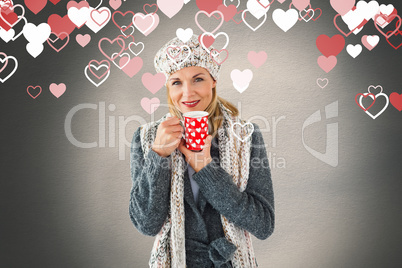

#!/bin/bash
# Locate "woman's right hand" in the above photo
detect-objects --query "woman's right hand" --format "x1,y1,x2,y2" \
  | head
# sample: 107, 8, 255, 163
151, 116, 184, 158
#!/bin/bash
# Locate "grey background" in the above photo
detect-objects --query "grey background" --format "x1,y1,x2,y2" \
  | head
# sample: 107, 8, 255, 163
1, 0, 402, 267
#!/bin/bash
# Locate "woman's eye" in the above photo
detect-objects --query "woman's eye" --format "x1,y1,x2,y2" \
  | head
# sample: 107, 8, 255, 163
195, 78, 203, 82
172, 81, 180, 86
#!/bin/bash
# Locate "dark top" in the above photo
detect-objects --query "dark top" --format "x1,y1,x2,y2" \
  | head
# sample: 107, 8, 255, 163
129, 123, 275, 267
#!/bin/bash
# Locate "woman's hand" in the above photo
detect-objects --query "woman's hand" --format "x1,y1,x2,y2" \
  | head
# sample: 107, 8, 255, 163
178, 135, 213, 173
152, 116, 184, 158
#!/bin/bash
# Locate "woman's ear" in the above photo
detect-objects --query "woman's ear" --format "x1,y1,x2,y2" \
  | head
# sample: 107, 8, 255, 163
212, 79, 217, 88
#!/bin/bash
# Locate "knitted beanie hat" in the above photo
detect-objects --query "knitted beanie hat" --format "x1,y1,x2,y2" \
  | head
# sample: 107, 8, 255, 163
154, 34, 222, 85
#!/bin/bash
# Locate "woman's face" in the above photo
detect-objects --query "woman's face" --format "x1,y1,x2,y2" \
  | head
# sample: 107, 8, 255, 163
167, 66, 216, 114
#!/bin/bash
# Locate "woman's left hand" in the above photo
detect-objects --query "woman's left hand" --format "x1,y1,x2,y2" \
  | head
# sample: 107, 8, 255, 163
178, 135, 213, 173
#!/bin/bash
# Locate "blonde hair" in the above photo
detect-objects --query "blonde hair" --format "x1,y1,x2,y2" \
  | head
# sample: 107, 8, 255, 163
166, 75, 238, 138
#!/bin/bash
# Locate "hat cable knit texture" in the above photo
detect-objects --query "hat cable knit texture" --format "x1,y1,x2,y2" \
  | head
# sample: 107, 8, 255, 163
154, 34, 222, 84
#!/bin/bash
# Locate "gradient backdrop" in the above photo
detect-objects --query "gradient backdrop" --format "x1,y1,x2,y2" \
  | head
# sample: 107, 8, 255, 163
1, 0, 402, 267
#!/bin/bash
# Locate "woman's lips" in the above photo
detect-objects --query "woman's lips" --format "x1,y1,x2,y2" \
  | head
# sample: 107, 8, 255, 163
182, 100, 200, 107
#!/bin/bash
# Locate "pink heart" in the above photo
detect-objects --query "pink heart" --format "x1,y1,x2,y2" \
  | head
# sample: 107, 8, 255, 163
317, 55, 337, 73
76, 34, 91, 47
91, 9, 111, 26
247, 51, 267, 68
109, 0, 122, 10
330, 0, 354, 16
292, 0, 310, 11
142, 73, 166, 94
88, 60, 110, 79
141, 97, 160, 114
47, 32, 70, 52
49, 83, 66, 98
210, 49, 228, 65
195, 10, 224, 34
133, 13, 155, 35
121, 56, 143, 78
157, 0, 183, 18
98, 37, 125, 61
374, 14, 401, 39
66, 1, 90, 10
0, 52, 9, 73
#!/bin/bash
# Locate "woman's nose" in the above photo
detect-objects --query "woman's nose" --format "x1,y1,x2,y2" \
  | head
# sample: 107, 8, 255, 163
182, 82, 195, 96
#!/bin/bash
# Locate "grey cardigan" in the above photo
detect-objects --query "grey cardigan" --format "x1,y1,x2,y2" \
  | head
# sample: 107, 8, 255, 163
129, 123, 275, 267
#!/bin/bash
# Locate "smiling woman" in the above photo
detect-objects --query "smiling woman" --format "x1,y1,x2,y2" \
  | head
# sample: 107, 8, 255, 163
165, 65, 238, 139
129, 34, 275, 268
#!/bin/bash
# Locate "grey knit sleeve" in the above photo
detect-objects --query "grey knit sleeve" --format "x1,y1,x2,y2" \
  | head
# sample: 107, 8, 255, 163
129, 126, 172, 236
191, 123, 275, 240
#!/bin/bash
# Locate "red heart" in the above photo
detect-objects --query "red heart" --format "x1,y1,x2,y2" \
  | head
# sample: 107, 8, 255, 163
385, 30, 402, 50
312, 8, 322, 21
198, 34, 215, 49
390, 92, 402, 111
0, 10, 18, 31
316, 34, 345, 57
112, 11, 135, 31
49, 0, 61, 5
355, 93, 376, 111
24, 0, 47, 15
217, 4, 237, 22
195, 0, 221, 13
27, 85, 42, 99
143, 3, 158, 15
47, 14, 76, 40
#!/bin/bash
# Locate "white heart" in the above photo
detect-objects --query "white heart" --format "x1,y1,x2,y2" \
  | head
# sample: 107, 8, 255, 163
346, 44, 362, 58
26, 42, 44, 58
0, 55, 18, 83
196, 139, 200, 144
196, 128, 201, 132
23, 22, 51, 44
128, 42, 145, 56
242, 9, 267, 32
231, 122, 254, 142
0, 28, 15, 43
272, 8, 299, 32
176, 27, 193, 42
84, 63, 110, 87
191, 121, 195, 126
367, 35, 379, 47
358, 92, 389, 119
191, 132, 195, 137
